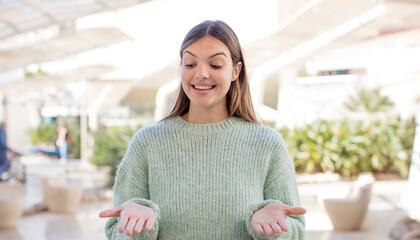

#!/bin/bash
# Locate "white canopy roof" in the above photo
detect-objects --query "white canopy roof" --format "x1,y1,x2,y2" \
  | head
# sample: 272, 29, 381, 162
0, 27, 132, 71
0, 0, 150, 39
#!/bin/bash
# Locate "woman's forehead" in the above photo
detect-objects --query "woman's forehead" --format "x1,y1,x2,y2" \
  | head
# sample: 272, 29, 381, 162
184, 36, 230, 56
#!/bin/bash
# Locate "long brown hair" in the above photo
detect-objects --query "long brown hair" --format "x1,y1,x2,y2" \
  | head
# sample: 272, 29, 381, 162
164, 20, 259, 123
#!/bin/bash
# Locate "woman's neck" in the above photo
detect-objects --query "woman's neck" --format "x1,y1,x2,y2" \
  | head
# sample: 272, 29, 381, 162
182, 105, 229, 124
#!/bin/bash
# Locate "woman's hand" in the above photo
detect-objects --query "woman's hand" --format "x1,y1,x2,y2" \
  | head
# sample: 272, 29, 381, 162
99, 202, 156, 236
251, 203, 306, 236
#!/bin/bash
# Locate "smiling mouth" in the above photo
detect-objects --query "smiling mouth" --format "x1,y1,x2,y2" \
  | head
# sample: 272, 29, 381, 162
192, 85, 216, 90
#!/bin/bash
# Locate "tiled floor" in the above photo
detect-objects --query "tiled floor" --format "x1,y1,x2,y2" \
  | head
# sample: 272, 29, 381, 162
0, 201, 111, 240
0, 155, 410, 240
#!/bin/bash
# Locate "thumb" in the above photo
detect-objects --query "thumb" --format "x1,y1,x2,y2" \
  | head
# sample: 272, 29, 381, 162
99, 207, 121, 218
285, 206, 306, 216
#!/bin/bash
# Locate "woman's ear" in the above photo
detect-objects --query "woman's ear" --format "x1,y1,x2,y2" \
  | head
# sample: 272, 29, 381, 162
232, 61, 242, 81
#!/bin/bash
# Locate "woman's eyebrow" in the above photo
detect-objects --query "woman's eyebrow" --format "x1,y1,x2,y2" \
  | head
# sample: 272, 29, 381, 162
209, 52, 227, 59
183, 50, 227, 59
184, 50, 197, 58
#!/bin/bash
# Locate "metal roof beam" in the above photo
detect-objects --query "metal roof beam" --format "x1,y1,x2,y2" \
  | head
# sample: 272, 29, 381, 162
95, 0, 109, 8
0, 15, 19, 32
16, 0, 56, 22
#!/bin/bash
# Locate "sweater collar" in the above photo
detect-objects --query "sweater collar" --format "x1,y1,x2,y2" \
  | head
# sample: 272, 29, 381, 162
169, 115, 245, 134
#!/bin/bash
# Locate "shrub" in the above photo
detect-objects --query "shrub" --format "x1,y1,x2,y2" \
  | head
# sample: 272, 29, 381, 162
280, 118, 415, 177
89, 125, 140, 186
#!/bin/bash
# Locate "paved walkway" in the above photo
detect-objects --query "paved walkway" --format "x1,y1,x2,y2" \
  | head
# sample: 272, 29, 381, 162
0, 155, 410, 240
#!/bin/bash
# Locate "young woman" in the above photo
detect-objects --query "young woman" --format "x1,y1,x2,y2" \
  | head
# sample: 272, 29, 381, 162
100, 20, 306, 240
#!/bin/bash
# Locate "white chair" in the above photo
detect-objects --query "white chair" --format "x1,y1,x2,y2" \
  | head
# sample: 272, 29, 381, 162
0, 183, 25, 229
43, 177, 83, 213
318, 172, 375, 230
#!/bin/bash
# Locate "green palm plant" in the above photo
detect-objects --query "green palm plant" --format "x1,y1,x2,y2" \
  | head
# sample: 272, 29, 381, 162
344, 87, 394, 113
280, 118, 414, 178
90, 125, 141, 186
280, 85, 415, 178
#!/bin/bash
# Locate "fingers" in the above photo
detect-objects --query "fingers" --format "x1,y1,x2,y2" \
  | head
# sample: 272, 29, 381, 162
144, 216, 155, 232
263, 224, 274, 236
118, 214, 129, 233
134, 218, 146, 234
116, 215, 151, 236
254, 222, 284, 236
100, 204, 156, 235
278, 217, 289, 232
285, 206, 306, 216
250, 203, 306, 236
132, 216, 155, 235
251, 223, 264, 234
99, 208, 121, 218
125, 218, 138, 236
271, 222, 282, 234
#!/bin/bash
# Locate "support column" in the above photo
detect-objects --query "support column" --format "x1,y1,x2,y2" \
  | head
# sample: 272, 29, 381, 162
80, 92, 89, 167
402, 111, 420, 220
154, 79, 179, 121
5, 101, 28, 153
87, 84, 113, 132
276, 68, 297, 129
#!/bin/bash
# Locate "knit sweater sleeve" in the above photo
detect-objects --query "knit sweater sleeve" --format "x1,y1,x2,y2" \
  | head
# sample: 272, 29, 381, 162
105, 131, 160, 240
246, 134, 305, 240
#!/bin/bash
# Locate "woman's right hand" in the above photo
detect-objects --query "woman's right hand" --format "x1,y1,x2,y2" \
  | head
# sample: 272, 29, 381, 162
99, 202, 156, 236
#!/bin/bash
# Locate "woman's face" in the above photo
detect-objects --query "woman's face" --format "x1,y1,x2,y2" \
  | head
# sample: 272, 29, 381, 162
181, 36, 242, 114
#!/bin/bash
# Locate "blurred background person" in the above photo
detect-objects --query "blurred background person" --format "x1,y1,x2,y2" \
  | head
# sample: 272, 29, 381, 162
56, 123, 68, 165
0, 121, 13, 180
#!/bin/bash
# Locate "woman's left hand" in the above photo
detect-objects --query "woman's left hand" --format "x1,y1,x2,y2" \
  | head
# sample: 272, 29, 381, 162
251, 203, 306, 236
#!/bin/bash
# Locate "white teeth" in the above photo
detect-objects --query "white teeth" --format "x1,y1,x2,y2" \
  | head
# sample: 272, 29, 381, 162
193, 85, 213, 90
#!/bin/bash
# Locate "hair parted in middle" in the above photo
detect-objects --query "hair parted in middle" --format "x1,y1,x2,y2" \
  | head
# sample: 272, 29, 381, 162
164, 20, 259, 123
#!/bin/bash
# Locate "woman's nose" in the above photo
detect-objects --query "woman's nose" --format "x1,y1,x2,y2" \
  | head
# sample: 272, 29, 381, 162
195, 65, 209, 80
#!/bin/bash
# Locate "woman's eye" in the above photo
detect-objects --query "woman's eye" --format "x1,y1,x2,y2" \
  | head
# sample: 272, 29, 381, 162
184, 64, 194, 68
211, 65, 222, 69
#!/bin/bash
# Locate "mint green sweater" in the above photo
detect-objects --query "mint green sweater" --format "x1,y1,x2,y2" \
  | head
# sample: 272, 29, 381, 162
105, 116, 305, 239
